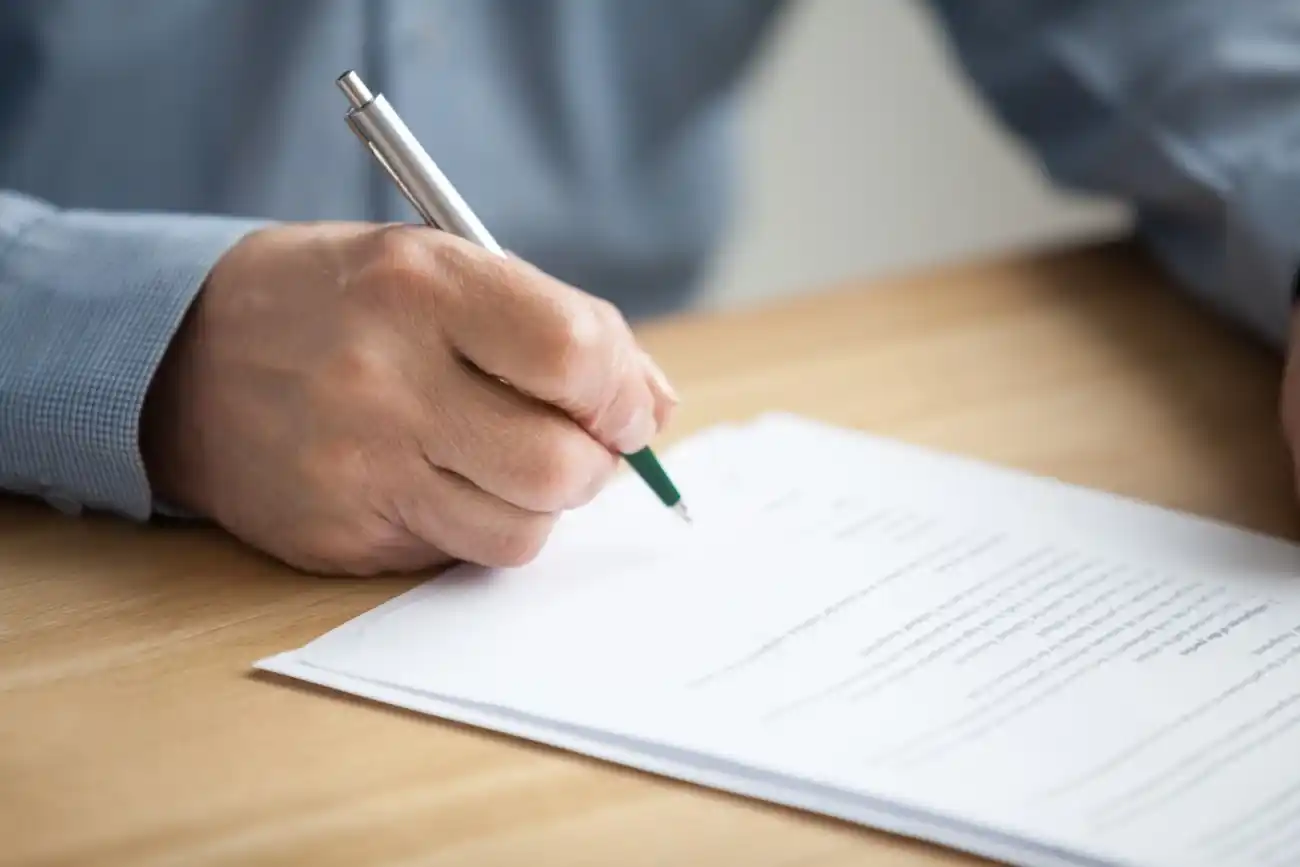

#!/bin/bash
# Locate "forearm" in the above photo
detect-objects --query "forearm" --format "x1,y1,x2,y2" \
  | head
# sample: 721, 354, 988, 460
0, 190, 264, 519
926, 0, 1300, 348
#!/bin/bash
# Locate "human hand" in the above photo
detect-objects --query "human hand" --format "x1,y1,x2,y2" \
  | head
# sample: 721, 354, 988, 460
140, 222, 678, 575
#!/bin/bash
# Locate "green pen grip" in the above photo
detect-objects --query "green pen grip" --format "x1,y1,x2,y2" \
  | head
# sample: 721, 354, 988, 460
622, 446, 681, 508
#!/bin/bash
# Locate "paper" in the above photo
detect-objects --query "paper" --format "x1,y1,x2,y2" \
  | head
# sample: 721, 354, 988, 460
257, 414, 1300, 867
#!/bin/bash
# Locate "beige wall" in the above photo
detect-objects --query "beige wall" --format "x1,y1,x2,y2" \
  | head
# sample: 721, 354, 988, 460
699, 0, 1131, 309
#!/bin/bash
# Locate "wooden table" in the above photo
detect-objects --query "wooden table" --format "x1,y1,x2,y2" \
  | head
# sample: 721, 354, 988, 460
3, 242, 1298, 866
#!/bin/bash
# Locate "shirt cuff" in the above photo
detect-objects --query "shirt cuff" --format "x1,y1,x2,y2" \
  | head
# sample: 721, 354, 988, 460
0, 204, 266, 520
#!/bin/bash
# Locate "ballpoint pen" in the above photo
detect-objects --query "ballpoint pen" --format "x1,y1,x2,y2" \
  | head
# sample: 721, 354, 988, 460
336, 70, 691, 523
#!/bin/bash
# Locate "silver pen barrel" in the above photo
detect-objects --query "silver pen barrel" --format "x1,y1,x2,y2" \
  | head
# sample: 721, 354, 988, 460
336, 71, 505, 256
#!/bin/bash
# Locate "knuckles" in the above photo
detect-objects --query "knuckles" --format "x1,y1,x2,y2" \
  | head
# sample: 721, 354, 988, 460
358, 224, 492, 304
349, 225, 461, 318
281, 226, 630, 571
360, 225, 438, 288
355, 226, 632, 407
516, 427, 615, 512
534, 297, 616, 392
301, 531, 388, 575
299, 524, 433, 576
482, 517, 556, 568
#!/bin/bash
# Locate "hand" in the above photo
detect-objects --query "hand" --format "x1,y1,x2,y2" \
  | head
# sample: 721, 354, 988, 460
140, 222, 678, 575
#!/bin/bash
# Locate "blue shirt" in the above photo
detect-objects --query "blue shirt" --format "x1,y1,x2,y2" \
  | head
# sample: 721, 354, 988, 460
3, 0, 1299, 521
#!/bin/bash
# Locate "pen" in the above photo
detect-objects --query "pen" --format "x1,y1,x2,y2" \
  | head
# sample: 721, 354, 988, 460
336, 70, 690, 523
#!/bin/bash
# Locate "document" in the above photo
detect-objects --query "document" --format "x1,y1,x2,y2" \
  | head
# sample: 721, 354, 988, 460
258, 414, 1300, 867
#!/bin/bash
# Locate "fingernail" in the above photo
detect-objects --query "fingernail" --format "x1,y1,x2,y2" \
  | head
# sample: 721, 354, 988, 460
614, 405, 657, 453
643, 354, 679, 404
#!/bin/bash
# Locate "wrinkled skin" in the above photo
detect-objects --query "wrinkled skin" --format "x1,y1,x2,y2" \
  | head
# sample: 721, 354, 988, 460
141, 223, 677, 575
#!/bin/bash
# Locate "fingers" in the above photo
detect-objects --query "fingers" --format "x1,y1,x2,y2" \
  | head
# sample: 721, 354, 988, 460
390, 459, 561, 568
178, 222, 675, 578
640, 347, 679, 432
420, 365, 620, 513
424, 235, 679, 453
279, 226, 686, 576
287, 521, 453, 577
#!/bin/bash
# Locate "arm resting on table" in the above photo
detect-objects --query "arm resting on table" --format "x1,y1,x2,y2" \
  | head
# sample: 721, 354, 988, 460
0, 190, 263, 519
927, 0, 1300, 348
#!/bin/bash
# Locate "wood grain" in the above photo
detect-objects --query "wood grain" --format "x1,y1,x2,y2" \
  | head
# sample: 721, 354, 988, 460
3, 241, 1297, 866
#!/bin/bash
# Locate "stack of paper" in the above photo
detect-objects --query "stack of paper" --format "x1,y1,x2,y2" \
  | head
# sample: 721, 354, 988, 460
259, 414, 1300, 867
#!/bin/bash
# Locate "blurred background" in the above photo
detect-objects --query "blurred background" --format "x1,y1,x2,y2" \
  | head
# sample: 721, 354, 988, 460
699, 0, 1132, 309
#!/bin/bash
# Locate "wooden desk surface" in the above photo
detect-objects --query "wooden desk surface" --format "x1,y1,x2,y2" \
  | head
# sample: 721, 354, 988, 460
3, 243, 1297, 867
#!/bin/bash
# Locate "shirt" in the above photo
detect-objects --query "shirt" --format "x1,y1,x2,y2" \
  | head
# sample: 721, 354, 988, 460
2, 0, 1298, 522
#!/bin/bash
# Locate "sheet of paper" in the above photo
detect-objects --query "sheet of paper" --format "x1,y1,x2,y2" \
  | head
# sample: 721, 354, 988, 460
258, 415, 1300, 867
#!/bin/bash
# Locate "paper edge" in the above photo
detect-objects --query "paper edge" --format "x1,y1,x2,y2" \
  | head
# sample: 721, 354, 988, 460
750, 411, 1300, 556
253, 652, 1122, 867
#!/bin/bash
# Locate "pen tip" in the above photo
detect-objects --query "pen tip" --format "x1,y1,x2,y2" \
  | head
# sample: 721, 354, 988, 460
672, 502, 693, 525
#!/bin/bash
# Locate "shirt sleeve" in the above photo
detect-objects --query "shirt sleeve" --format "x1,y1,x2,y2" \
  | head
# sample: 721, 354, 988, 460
924, 0, 1300, 348
0, 190, 265, 520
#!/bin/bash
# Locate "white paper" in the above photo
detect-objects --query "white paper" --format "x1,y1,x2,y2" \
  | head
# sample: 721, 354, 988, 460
257, 414, 1300, 867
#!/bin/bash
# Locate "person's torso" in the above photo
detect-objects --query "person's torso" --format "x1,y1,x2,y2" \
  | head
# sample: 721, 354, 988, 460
0, 0, 781, 317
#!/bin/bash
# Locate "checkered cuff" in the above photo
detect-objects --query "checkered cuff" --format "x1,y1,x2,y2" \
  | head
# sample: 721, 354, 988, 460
0, 194, 265, 520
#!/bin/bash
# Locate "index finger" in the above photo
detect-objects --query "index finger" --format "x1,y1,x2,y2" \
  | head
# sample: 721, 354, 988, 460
430, 238, 673, 453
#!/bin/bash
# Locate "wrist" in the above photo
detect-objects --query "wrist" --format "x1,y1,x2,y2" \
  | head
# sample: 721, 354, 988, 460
139, 285, 207, 518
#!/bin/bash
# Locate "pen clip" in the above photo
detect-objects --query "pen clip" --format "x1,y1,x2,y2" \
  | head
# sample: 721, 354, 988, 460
345, 112, 443, 231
